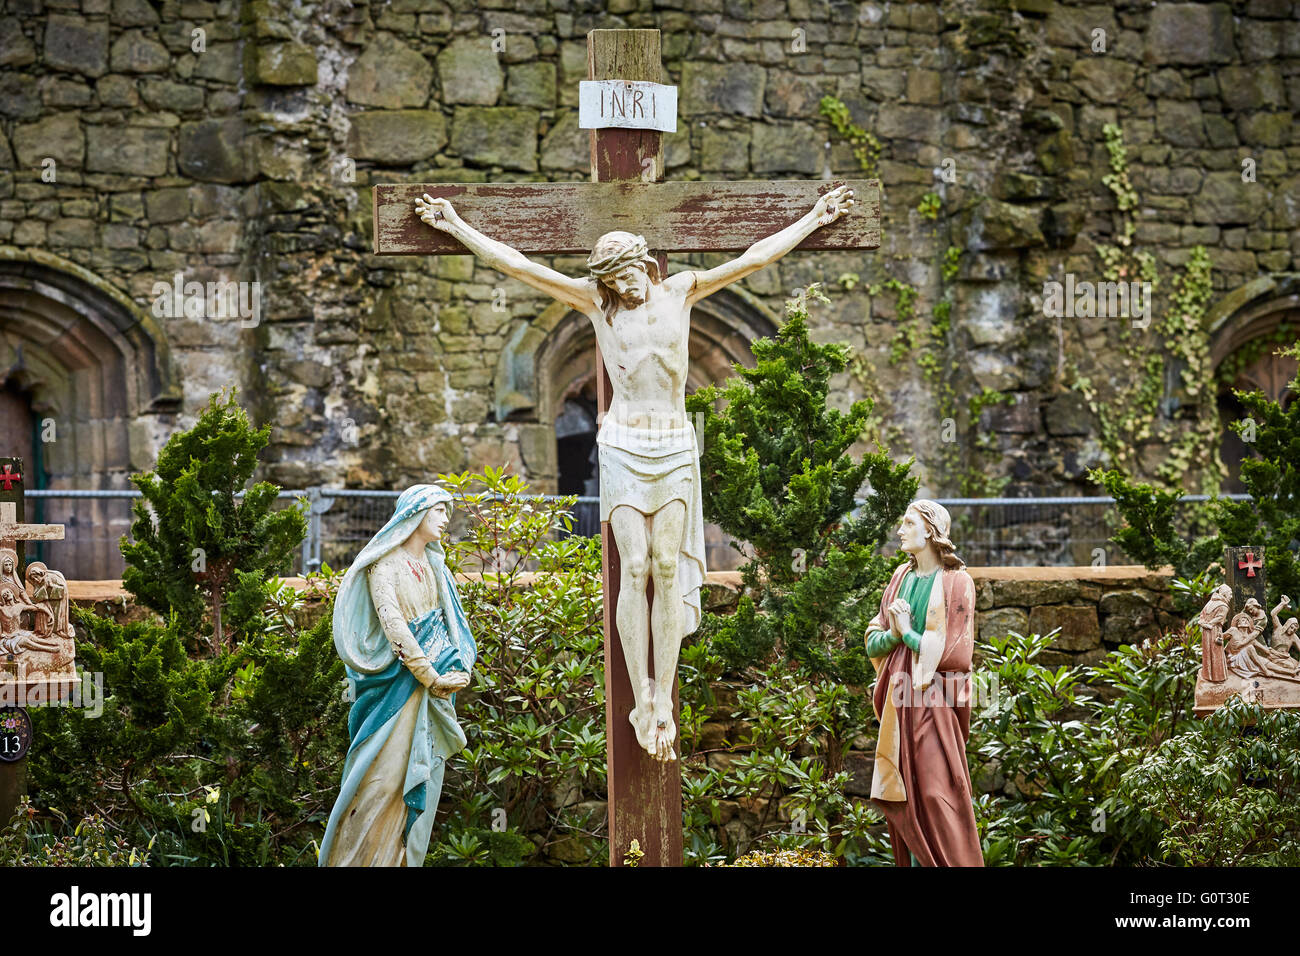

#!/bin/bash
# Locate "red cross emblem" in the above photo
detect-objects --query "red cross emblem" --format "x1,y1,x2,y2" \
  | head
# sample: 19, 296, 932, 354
0, 464, 20, 492
1238, 551, 1262, 578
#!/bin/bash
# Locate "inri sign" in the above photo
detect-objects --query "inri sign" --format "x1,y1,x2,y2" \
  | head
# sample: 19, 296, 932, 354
578, 79, 677, 133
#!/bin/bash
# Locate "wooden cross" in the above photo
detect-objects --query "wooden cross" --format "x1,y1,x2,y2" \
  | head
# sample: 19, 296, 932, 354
0, 502, 64, 550
372, 29, 880, 866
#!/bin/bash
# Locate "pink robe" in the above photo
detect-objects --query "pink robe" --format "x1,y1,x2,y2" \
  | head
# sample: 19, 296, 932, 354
867, 563, 983, 867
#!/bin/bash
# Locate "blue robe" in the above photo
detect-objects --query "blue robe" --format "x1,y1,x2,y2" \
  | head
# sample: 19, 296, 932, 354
318, 485, 478, 868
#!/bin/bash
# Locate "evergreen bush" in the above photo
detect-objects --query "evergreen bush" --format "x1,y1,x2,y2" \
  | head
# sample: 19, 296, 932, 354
684, 283, 916, 776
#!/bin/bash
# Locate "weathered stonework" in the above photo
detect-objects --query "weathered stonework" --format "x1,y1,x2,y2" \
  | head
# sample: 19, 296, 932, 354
0, 0, 1297, 529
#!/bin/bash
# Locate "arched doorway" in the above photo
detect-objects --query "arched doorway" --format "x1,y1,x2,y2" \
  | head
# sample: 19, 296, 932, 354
1207, 276, 1300, 492
0, 249, 178, 577
497, 286, 780, 567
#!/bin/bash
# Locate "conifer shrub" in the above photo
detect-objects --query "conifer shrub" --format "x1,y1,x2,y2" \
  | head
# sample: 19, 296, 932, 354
121, 389, 307, 649
24, 391, 341, 866
684, 284, 916, 772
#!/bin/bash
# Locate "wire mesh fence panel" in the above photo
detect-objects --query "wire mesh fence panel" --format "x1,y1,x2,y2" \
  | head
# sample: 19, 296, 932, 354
315, 490, 401, 574
19, 490, 1245, 579
25, 490, 313, 580
25, 491, 136, 581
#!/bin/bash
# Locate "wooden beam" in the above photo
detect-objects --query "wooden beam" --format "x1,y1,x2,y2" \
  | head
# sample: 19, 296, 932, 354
372, 179, 882, 256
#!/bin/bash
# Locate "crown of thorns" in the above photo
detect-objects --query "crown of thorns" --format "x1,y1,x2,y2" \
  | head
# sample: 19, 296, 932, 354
587, 235, 650, 278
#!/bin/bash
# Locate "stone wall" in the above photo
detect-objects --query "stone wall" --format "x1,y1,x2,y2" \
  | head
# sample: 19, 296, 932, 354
2, 0, 1299, 508
700, 564, 1179, 661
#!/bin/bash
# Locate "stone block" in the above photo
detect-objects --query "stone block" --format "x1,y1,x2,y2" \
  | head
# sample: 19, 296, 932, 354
44, 14, 109, 77
0, 74, 40, 120
877, 104, 941, 143
1028, 604, 1101, 650
347, 32, 431, 108
193, 42, 242, 84
98, 74, 139, 107
680, 61, 767, 117
843, 751, 874, 797
87, 124, 170, 175
986, 579, 1086, 608
979, 606, 1029, 641
449, 106, 537, 171
750, 122, 819, 174
140, 78, 204, 112
764, 72, 831, 117
538, 111, 586, 172
1144, 4, 1234, 65
1192, 170, 1267, 224
110, 30, 170, 73
1217, 65, 1286, 113
144, 186, 190, 222
438, 36, 503, 106
699, 124, 750, 172
967, 198, 1045, 250
250, 41, 318, 86
1043, 391, 1094, 437
348, 109, 447, 163
13, 112, 83, 167
179, 117, 254, 182
1070, 58, 1136, 104
505, 61, 556, 109
0, 17, 35, 67
113, 0, 160, 25
1155, 99, 1205, 147
47, 216, 96, 247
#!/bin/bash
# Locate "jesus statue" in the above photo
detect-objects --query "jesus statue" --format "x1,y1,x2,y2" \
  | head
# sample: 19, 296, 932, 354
415, 184, 856, 761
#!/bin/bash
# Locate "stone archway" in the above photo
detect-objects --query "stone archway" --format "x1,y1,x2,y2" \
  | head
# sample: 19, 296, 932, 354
0, 248, 179, 577
495, 285, 780, 565
1205, 275, 1300, 492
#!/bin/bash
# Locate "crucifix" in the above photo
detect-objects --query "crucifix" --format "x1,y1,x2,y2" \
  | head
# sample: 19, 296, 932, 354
372, 29, 880, 866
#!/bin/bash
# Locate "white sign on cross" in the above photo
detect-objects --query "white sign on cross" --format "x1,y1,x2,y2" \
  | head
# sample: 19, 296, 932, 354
578, 79, 677, 132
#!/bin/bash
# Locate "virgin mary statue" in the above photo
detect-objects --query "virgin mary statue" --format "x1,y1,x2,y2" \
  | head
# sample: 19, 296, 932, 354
319, 484, 477, 867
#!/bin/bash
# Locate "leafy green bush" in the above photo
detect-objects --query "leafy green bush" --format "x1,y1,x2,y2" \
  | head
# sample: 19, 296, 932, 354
26, 392, 342, 866
0, 797, 152, 866
971, 611, 1242, 866
435, 467, 606, 866
1121, 697, 1300, 866
680, 657, 891, 865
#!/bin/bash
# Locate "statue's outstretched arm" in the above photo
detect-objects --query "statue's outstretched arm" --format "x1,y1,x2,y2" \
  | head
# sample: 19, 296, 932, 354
1272, 596, 1290, 634
415, 194, 596, 314
685, 185, 854, 306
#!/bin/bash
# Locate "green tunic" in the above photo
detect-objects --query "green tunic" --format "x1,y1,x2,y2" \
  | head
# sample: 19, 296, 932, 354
866, 568, 939, 658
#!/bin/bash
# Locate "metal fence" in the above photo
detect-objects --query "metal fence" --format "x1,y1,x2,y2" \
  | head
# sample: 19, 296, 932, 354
19, 489, 1246, 581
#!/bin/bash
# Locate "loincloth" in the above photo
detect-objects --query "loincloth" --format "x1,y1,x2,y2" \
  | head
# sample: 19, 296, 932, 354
596, 419, 707, 635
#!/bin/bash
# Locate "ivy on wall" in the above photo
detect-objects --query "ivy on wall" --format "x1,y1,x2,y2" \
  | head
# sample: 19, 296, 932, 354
1068, 123, 1218, 492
